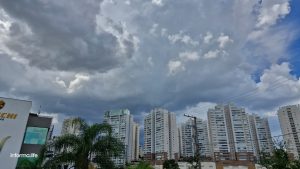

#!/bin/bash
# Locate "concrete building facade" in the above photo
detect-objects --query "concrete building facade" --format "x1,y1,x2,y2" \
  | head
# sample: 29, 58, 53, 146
248, 114, 273, 157
179, 118, 211, 158
179, 119, 194, 158
104, 109, 139, 166
144, 108, 179, 164
132, 122, 140, 161
224, 104, 253, 154
208, 105, 230, 153
278, 105, 300, 159
208, 104, 254, 160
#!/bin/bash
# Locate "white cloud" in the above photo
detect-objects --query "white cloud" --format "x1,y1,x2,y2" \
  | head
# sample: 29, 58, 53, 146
175, 102, 217, 124
167, 51, 200, 76
168, 32, 199, 46
264, 111, 277, 117
161, 28, 167, 36
152, 0, 164, 6
147, 57, 154, 66
68, 74, 90, 93
125, 0, 131, 5
217, 33, 233, 48
203, 50, 220, 59
55, 74, 90, 94
149, 23, 159, 35
257, 63, 300, 92
55, 77, 67, 88
253, 63, 300, 106
247, 30, 264, 40
168, 60, 185, 75
256, 2, 291, 28
181, 35, 199, 46
203, 32, 213, 44
179, 51, 200, 62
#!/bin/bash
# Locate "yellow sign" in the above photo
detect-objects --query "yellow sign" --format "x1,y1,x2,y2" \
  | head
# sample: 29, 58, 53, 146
0, 100, 18, 120
0, 136, 11, 153
0, 113, 18, 119
0, 100, 5, 110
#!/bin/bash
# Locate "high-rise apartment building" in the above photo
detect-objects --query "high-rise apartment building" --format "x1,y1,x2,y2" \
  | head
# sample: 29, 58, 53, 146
207, 104, 254, 159
248, 114, 273, 157
179, 118, 211, 158
144, 108, 179, 164
179, 120, 194, 158
196, 119, 211, 157
278, 105, 300, 159
207, 105, 230, 153
104, 109, 139, 166
225, 104, 253, 153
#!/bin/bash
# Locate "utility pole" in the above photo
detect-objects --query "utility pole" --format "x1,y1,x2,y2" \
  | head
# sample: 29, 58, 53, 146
184, 114, 201, 169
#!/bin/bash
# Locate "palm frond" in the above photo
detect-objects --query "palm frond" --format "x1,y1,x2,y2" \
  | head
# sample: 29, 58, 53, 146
70, 117, 88, 131
84, 123, 113, 142
92, 135, 124, 157
43, 152, 76, 169
35, 143, 48, 167
53, 134, 81, 151
93, 154, 116, 169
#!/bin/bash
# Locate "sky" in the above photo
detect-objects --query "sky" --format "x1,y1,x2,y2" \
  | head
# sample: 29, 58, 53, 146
0, 0, 300, 139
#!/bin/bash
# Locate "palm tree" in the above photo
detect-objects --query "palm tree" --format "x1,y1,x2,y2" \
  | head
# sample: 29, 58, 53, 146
45, 118, 124, 169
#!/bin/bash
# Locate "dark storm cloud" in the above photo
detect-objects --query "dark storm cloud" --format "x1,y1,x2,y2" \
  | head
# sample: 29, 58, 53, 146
0, 0, 299, 138
0, 0, 137, 72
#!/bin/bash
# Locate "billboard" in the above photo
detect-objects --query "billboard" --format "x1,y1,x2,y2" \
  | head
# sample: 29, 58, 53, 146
0, 97, 32, 169
24, 127, 48, 145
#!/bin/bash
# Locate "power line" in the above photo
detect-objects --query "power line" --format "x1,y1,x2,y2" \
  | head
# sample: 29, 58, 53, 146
187, 131, 300, 147
181, 77, 292, 119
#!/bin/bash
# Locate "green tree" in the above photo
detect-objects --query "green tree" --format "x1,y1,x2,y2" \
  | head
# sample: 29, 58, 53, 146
163, 159, 179, 169
127, 161, 153, 169
289, 160, 300, 169
259, 145, 300, 169
46, 118, 124, 169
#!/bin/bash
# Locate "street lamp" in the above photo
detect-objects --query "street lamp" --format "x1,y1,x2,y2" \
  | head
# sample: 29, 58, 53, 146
184, 114, 201, 169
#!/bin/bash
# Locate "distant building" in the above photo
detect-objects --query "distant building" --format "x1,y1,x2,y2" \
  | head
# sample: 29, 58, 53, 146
196, 119, 211, 157
278, 105, 300, 159
207, 105, 230, 153
139, 145, 144, 158
104, 109, 139, 166
179, 120, 194, 158
208, 104, 254, 160
179, 118, 211, 158
178, 127, 182, 158
225, 104, 253, 154
61, 118, 82, 136
132, 122, 140, 161
144, 108, 179, 164
248, 114, 273, 157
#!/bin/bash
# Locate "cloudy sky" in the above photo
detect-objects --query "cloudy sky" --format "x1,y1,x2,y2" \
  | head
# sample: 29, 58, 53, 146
0, 0, 300, 138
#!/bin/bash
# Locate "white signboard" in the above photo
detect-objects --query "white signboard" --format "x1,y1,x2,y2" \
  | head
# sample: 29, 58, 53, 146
0, 97, 32, 169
